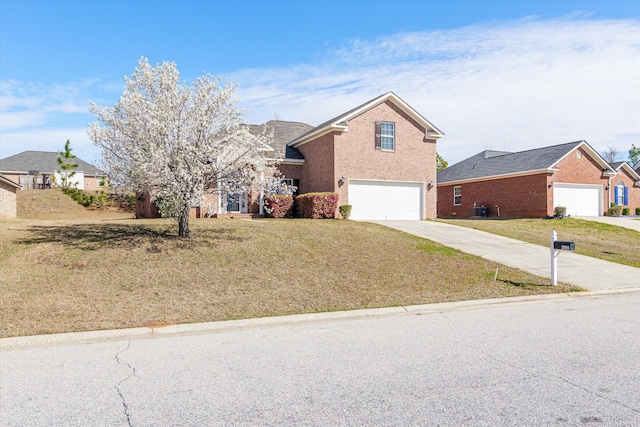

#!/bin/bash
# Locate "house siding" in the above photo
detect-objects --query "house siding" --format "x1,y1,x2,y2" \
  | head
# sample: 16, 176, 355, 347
332, 101, 437, 218
296, 133, 336, 195
437, 173, 550, 218
611, 168, 640, 211
0, 181, 19, 218
549, 147, 609, 216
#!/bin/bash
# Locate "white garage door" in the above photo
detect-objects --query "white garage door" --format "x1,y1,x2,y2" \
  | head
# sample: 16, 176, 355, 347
349, 180, 422, 220
553, 184, 602, 216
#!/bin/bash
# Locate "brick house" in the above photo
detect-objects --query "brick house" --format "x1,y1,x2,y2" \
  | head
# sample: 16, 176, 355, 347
0, 174, 21, 219
610, 161, 640, 212
437, 141, 640, 218
0, 151, 106, 191
171, 92, 444, 220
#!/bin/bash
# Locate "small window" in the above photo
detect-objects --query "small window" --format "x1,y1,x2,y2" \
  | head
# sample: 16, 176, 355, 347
454, 186, 461, 205
380, 122, 395, 151
616, 181, 626, 206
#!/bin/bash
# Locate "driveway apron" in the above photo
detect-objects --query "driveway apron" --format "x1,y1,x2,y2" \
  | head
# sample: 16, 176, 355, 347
371, 220, 640, 291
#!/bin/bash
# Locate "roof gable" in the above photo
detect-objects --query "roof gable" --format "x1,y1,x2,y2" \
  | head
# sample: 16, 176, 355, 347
0, 174, 21, 189
289, 92, 444, 148
611, 161, 640, 181
438, 141, 614, 184
0, 151, 103, 176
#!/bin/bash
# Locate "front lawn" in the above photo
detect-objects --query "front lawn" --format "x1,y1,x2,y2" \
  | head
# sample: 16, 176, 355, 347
0, 218, 580, 338
437, 218, 640, 268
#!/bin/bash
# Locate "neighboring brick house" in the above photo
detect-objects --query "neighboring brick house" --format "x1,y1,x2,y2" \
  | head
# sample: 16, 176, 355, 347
0, 174, 21, 219
610, 161, 640, 212
0, 151, 106, 191
194, 92, 444, 219
436, 141, 640, 218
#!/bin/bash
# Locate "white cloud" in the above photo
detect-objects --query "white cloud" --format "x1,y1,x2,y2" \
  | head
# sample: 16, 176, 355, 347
2, 17, 639, 167
0, 128, 97, 163
236, 18, 640, 164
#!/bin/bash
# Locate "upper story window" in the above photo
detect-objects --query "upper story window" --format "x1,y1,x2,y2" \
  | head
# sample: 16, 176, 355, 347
454, 186, 462, 205
375, 121, 395, 151
380, 122, 395, 151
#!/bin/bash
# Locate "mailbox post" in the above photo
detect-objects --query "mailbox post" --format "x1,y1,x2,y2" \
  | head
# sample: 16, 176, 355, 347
550, 230, 575, 286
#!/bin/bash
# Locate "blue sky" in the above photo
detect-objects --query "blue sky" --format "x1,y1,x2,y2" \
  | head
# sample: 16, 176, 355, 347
1, 0, 639, 165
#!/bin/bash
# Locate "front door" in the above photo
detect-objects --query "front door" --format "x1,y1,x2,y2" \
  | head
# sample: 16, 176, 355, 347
226, 192, 248, 213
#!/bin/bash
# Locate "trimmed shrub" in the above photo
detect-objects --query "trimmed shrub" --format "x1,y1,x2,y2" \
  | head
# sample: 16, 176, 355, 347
636, 207, 640, 216
295, 192, 339, 218
339, 204, 352, 219
553, 206, 567, 218
263, 194, 294, 218
606, 206, 622, 217
622, 208, 631, 216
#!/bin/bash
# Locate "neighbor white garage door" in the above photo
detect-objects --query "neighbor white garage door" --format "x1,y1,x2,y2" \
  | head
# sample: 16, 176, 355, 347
348, 180, 422, 220
553, 183, 602, 217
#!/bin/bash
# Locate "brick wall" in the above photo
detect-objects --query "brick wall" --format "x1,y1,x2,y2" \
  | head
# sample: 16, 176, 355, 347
611, 168, 640, 211
332, 101, 437, 218
549, 148, 610, 215
296, 133, 336, 194
437, 173, 550, 218
0, 180, 18, 218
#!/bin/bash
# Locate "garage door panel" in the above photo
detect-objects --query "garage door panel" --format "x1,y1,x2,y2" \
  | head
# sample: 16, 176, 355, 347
349, 180, 422, 220
553, 184, 601, 217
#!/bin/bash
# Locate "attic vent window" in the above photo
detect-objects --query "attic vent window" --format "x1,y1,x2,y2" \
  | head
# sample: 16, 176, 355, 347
577, 151, 582, 159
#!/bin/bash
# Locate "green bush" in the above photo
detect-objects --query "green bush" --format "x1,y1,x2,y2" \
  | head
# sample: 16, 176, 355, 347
554, 206, 567, 218
606, 206, 622, 217
622, 208, 631, 216
339, 204, 352, 220
636, 207, 640, 216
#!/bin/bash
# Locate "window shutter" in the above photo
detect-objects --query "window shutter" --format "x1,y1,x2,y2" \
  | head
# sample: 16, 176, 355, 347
293, 179, 300, 196
375, 121, 381, 150
624, 186, 629, 205
614, 186, 619, 204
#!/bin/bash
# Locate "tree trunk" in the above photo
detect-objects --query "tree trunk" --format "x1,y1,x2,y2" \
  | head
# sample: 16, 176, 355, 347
178, 205, 190, 238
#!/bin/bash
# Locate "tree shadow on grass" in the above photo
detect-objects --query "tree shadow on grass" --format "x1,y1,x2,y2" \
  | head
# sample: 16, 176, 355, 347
15, 223, 247, 251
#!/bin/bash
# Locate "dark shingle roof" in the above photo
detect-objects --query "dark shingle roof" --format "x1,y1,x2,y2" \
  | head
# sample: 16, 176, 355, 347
249, 120, 314, 160
438, 141, 596, 183
0, 151, 103, 175
610, 161, 626, 170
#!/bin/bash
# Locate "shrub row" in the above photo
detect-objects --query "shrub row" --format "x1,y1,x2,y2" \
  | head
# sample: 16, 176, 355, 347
263, 192, 339, 219
62, 187, 95, 207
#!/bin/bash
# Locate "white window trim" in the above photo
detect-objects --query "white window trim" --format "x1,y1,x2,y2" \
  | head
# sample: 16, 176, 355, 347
380, 121, 395, 151
453, 186, 462, 206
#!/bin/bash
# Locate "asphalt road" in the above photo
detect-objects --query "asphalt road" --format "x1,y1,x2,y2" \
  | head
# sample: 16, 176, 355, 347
2, 292, 639, 426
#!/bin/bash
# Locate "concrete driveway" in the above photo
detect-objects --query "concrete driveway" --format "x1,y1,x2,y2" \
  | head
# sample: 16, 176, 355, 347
371, 220, 640, 291
574, 216, 640, 232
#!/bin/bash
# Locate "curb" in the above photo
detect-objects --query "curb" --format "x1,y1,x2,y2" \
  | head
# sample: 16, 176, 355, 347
3, 287, 639, 351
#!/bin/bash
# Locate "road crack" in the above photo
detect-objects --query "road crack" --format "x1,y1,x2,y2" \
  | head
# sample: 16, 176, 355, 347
115, 341, 137, 427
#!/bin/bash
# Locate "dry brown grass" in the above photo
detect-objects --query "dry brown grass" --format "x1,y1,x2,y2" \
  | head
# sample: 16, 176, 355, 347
437, 218, 640, 268
0, 215, 581, 338
16, 188, 133, 220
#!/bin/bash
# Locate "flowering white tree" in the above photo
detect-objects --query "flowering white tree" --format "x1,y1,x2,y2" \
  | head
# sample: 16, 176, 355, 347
89, 57, 279, 238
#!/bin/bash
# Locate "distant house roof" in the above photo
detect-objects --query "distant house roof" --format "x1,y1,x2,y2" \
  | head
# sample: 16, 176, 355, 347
0, 151, 104, 176
249, 120, 314, 160
288, 92, 444, 148
0, 174, 21, 189
610, 161, 640, 181
438, 141, 614, 184
634, 161, 640, 173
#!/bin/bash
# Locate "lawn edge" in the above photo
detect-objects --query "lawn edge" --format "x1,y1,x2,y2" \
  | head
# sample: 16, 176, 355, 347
3, 288, 638, 351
